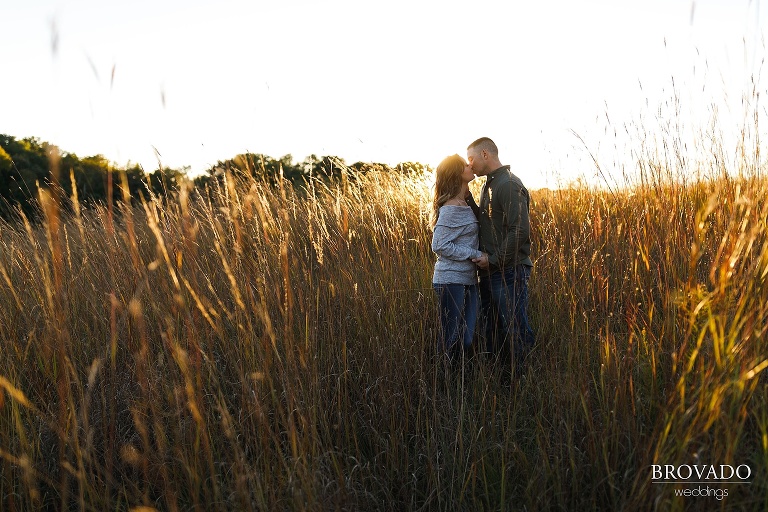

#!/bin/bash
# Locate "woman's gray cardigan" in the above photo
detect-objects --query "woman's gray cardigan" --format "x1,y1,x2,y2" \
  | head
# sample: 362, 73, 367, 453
431, 205, 482, 285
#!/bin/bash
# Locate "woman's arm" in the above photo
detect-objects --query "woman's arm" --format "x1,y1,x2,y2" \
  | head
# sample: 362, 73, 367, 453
431, 225, 483, 261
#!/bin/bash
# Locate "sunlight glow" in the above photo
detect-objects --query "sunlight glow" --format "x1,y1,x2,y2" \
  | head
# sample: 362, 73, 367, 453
1, 0, 766, 189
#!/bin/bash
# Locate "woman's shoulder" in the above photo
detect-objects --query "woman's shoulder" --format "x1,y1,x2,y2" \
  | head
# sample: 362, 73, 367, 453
438, 204, 474, 214
435, 205, 477, 227
440, 202, 471, 209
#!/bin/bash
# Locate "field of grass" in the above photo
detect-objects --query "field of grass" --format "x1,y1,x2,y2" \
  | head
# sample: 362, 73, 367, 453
0, 138, 767, 510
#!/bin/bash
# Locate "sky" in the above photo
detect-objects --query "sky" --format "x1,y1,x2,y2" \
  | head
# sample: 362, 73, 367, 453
1, 0, 766, 189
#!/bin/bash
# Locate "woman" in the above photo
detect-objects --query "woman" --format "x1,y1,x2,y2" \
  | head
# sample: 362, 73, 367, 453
431, 154, 482, 360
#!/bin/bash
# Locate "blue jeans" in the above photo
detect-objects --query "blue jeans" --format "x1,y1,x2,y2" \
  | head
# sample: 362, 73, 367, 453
478, 265, 535, 366
433, 283, 478, 358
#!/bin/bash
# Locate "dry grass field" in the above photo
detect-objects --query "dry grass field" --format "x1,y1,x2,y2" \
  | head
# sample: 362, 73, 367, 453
0, 137, 767, 510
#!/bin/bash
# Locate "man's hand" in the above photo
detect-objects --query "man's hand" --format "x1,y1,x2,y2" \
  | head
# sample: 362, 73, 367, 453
472, 253, 489, 269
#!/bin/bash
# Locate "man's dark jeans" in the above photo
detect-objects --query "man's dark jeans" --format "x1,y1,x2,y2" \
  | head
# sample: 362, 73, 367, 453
433, 283, 478, 359
478, 264, 535, 368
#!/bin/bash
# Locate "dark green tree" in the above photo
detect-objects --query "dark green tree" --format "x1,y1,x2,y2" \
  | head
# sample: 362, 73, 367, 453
0, 135, 51, 217
301, 154, 346, 180
145, 166, 186, 196
0, 133, 186, 220
202, 153, 305, 185
395, 161, 431, 175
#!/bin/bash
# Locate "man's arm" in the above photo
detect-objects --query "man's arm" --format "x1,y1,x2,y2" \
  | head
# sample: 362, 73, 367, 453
490, 181, 529, 268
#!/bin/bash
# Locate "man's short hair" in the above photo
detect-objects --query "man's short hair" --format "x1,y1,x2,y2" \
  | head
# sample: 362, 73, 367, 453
467, 137, 498, 156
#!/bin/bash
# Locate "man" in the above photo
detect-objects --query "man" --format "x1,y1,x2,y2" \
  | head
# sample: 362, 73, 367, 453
467, 137, 535, 371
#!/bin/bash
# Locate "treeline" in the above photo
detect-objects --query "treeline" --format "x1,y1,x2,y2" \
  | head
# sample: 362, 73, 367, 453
0, 135, 186, 220
200, 152, 428, 188
0, 134, 429, 220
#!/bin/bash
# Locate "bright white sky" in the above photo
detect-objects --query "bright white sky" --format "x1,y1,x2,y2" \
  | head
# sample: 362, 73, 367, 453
1, 0, 765, 189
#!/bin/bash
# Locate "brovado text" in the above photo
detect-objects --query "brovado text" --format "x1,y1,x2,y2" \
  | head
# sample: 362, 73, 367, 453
652, 464, 752, 481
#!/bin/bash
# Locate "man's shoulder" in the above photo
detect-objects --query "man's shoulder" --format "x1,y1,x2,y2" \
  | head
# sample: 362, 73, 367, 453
493, 168, 527, 191
508, 170, 528, 189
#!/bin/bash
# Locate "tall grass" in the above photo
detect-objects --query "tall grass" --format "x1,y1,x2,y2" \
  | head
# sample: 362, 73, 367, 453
0, 139, 767, 510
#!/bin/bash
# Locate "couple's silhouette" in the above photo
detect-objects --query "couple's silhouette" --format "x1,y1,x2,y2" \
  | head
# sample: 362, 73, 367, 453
431, 137, 535, 371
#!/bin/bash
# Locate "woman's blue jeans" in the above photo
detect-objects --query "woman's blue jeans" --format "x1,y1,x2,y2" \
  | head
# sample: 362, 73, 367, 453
433, 283, 478, 358
478, 264, 535, 365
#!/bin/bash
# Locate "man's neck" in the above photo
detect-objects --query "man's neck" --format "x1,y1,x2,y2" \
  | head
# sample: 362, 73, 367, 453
487, 163, 506, 176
